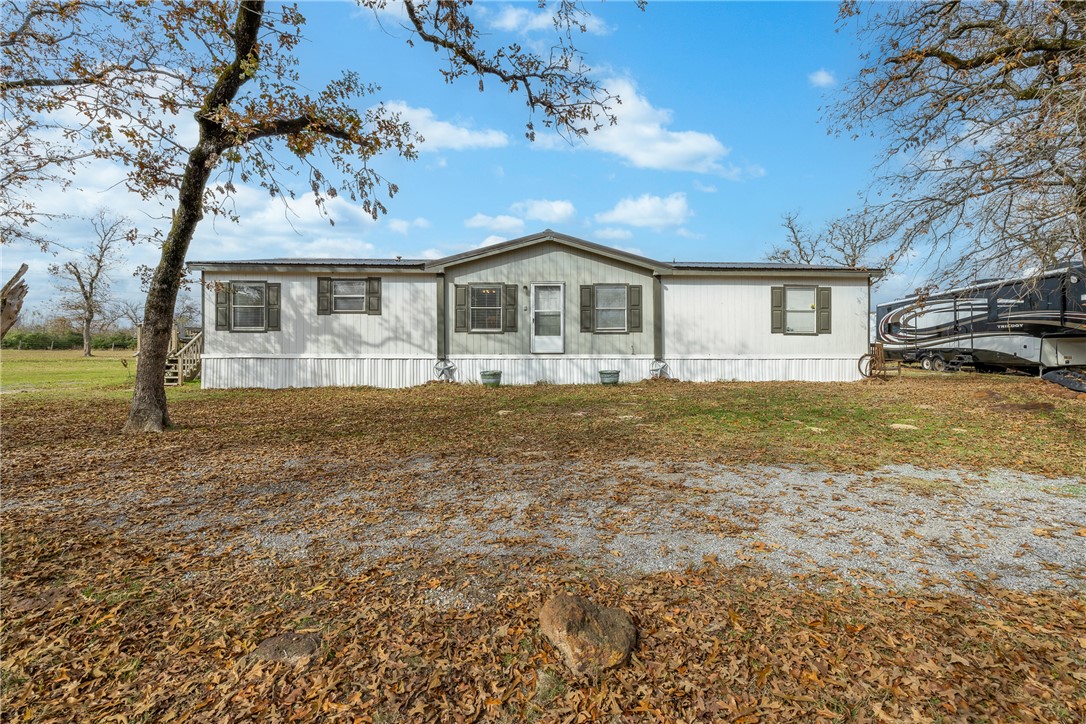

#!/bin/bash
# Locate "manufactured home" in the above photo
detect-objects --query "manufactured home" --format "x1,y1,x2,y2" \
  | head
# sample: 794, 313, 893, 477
191, 230, 882, 388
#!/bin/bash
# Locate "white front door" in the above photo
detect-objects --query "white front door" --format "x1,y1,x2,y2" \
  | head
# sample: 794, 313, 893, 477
531, 283, 564, 354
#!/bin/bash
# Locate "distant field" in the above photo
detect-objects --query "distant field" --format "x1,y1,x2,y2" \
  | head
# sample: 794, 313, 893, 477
0, 349, 199, 400
0, 349, 133, 393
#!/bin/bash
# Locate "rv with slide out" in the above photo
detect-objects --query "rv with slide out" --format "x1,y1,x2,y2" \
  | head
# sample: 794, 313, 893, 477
875, 265, 1086, 373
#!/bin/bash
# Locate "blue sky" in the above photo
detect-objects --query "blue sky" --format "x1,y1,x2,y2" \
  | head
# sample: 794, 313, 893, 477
4, 0, 915, 319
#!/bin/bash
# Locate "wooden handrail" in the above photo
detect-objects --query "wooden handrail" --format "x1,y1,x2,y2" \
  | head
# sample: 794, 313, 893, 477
170, 331, 203, 382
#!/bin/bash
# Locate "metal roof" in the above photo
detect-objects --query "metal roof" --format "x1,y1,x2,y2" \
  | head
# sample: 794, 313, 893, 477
189, 257, 428, 267
670, 261, 867, 272
190, 231, 882, 278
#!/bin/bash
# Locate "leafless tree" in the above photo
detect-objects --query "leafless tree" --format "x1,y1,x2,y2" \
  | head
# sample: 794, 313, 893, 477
768, 210, 891, 269
48, 211, 130, 356
0, 263, 29, 338
2, 0, 627, 432
830, 0, 1086, 283
174, 293, 200, 333
113, 298, 144, 330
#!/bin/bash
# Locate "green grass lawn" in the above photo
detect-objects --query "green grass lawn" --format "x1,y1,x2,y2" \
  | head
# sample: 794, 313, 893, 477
0, 349, 135, 392
1, 349, 1083, 476
0, 349, 200, 401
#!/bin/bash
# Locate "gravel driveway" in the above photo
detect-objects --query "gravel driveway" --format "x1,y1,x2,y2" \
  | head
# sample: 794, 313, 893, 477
8, 455, 1083, 597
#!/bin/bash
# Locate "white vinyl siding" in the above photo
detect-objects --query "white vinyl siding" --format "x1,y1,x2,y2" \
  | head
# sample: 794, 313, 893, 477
205, 272, 436, 359
662, 275, 869, 363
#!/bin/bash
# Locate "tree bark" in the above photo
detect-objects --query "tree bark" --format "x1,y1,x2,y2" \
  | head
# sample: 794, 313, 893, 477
1, 263, 29, 339
82, 314, 92, 356
124, 140, 218, 432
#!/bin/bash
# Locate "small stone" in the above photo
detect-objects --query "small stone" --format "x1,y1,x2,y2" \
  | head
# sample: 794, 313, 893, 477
497, 410, 513, 416
806, 426, 826, 433
252, 632, 322, 664
539, 593, 637, 678
890, 423, 919, 430
951, 427, 968, 433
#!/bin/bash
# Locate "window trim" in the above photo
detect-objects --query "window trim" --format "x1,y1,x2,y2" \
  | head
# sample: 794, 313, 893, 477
230, 280, 268, 333
783, 284, 817, 336
594, 283, 628, 333
469, 283, 504, 333
331, 278, 368, 314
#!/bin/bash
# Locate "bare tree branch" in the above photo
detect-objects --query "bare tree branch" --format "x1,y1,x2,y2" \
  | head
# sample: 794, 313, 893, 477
831, 0, 1086, 283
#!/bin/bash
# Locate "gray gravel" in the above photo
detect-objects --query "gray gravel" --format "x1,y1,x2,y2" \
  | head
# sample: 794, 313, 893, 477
6, 457, 1083, 596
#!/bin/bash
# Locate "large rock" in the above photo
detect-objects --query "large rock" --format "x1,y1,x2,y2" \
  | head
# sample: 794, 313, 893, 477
539, 593, 637, 678
252, 632, 322, 664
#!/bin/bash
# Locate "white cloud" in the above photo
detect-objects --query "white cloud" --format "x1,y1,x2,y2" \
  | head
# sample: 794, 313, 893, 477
573, 78, 735, 175
479, 235, 507, 247
808, 69, 837, 88
595, 193, 691, 230
465, 213, 524, 235
418, 248, 444, 260
510, 199, 576, 224
487, 6, 609, 35
675, 228, 704, 240
385, 102, 508, 152
533, 78, 763, 179
386, 217, 430, 235
595, 227, 633, 240
693, 180, 717, 193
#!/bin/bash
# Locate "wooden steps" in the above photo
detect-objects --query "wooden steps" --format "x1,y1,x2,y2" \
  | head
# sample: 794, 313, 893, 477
164, 331, 203, 386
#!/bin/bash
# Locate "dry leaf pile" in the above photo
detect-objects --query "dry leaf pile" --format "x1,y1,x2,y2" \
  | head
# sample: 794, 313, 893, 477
2, 375, 1085, 721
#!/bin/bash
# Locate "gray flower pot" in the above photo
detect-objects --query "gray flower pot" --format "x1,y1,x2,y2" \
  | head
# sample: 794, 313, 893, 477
480, 370, 502, 387
599, 370, 620, 385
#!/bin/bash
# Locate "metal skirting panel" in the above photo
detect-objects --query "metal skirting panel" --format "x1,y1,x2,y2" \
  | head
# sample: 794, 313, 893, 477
446, 356, 654, 385
202, 357, 434, 389
665, 357, 861, 383
203, 355, 862, 389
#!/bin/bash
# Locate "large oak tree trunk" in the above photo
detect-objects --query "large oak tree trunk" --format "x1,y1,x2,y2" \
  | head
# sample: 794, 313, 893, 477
125, 141, 218, 433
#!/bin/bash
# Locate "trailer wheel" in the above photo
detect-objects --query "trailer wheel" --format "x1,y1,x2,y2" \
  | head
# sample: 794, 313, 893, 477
920, 355, 933, 371
931, 355, 947, 373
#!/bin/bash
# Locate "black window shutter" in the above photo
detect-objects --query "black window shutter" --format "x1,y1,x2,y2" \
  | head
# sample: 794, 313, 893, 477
770, 286, 784, 334
817, 287, 832, 334
266, 283, 281, 331
627, 284, 643, 333
366, 277, 382, 315
215, 284, 230, 331
454, 284, 468, 332
580, 285, 594, 332
503, 284, 517, 332
317, 277, 331, 315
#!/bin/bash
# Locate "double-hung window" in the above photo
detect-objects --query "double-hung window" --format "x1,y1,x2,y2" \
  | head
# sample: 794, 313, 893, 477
578, 283, 642, 334
216, 280, 280, 333
594, 284, 628, 332
332, 280, 367, 312
771, 285, 830, 335
784, 286, 817, 334
470, 285, 503, 332
232, 282, 267, 331
317, 277, 381, 315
